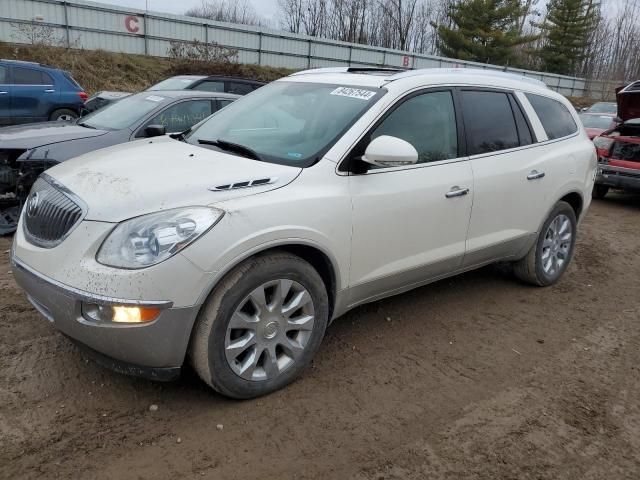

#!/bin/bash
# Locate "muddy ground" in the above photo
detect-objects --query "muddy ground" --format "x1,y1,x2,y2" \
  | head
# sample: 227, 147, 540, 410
1, 195, 639, 479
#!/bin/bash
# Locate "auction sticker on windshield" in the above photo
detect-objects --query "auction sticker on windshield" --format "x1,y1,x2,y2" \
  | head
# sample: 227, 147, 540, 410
330, 87, 377, 101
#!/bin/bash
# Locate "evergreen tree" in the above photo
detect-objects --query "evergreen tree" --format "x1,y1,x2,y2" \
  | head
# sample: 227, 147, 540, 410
435, 0, 538, 66
537, 0, 599, 75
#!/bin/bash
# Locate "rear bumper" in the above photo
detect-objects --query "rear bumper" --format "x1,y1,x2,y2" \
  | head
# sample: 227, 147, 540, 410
11, 253, 200, 376
596, 165, 640, 191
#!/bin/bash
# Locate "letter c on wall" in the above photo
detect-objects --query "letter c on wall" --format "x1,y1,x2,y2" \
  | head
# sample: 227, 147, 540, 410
125, 15, 140, 33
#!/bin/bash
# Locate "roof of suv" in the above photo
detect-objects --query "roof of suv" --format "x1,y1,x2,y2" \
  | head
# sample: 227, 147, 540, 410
288, 67, 551, 94
139, 90, 239, 100
0, 59, 58, 70
163, 75, 266, 84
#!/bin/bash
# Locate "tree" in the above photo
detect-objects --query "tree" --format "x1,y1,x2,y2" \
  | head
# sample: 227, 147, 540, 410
537, 0, 599, 75
434, 0, 538, 65
185, 0, 263, 26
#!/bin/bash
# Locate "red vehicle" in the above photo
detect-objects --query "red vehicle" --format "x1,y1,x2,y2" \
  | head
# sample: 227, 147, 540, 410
579, 112, 618, 139
592, 81, 640, 198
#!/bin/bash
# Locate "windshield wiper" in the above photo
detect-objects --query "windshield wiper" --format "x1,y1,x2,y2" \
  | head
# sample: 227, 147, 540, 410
77, 122, 96, 129
198, 139, 264, 162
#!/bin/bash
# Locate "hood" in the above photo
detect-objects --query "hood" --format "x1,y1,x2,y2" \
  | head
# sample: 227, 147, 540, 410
0, 122, 108, 150
47, 136, 302, 222
617, 81, 640, 122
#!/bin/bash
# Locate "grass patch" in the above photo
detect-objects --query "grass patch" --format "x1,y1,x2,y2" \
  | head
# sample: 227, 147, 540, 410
0, 42, 294, 94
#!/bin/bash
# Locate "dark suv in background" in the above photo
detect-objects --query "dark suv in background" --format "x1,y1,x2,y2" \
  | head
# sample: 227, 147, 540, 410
0, 60, 87, 125
147, 75, 265, 95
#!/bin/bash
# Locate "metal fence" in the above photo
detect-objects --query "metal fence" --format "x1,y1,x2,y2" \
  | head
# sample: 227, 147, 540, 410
0, 0, 619, 99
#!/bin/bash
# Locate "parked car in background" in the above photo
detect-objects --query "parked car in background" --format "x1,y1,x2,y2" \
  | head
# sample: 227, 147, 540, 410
83, 91, 131, 114
592, 81, 640, 198
0, 59, 87, 125
0, 90, 238, 234
578, 112, 618, 139
583, 101, 617, 115
11, 67, 595, 399
148, 75, 266, 95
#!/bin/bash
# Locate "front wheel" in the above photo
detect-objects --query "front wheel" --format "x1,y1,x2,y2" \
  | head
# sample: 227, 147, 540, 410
190, 252, 329, 399
513, 201, 577, 286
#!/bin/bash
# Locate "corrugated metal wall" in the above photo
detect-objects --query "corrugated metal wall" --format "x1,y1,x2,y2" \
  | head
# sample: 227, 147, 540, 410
0, 0, 616, 98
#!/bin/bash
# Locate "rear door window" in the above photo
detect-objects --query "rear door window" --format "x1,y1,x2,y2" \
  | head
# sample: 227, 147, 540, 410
217, 99, 234, 110
192, 81, 224, 93
525, 93, 578, 140
13, 67, 45, 85
227, 82, 253, 95
460, 90, 520, 154
41, 71, 54, 85
0, 66, 7, 84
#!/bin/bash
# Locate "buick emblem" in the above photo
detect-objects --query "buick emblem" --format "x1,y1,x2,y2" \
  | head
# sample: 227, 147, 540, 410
26, 192, 41, 217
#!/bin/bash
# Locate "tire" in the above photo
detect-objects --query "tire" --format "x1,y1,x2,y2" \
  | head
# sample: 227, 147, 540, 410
49, 108, 78, 122
513, 201, 577, 287
190, 251, 329, 399
592, 184, 609, 199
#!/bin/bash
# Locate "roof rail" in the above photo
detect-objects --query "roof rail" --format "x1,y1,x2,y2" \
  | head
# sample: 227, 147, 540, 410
290, 66, 406, 77
387, 68, 548, 88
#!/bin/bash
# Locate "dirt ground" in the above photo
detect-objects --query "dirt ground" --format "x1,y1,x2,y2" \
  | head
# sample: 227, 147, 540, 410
1, 195, 639, 480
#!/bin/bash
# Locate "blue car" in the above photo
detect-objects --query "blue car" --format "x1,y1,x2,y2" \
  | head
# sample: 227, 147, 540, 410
0, 60, 87, 126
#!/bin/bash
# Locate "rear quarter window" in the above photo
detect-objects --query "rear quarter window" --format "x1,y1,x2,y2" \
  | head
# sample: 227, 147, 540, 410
525, 93, 578, 140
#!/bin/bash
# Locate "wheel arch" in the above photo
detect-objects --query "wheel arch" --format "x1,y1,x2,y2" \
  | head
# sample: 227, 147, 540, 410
195, 240, 341, 322
559, 191, 583, 220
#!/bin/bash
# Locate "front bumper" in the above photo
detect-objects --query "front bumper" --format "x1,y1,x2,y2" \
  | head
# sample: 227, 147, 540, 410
11, 254, 201, 377
596, 165, 640, 191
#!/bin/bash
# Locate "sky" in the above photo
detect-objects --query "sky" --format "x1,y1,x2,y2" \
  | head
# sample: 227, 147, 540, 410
103, 0, 280, 24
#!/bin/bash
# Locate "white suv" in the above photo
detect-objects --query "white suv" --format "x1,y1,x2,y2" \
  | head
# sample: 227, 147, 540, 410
11, 68, 596, 398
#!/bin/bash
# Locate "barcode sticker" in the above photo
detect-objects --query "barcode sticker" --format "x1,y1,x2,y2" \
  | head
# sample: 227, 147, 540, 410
330, 87, 377, 101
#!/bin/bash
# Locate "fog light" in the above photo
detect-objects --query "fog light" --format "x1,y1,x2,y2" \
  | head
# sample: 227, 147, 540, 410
82, 303, 160, 324
112, 306, 160, 323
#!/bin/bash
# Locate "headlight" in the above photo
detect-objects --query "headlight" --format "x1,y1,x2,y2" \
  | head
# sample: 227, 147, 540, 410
97, 207, 224, 269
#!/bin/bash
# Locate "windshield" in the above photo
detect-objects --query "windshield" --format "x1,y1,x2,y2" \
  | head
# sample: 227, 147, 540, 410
580, 114, 614, 129
148, 76, 201, 91
587, 102, 617, 114
186, 81, 384, 166
79, 94, 167, 130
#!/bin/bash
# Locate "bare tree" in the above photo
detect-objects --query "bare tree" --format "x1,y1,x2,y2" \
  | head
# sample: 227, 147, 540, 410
185, 0, 263, 26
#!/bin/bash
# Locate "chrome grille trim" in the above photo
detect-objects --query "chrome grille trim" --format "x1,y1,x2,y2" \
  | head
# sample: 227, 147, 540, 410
23, 174, 86, 249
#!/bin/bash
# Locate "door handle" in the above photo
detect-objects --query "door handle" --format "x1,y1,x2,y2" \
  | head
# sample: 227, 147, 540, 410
44, 89, 55, 93
527, 170, 545, 180
445, 186, 470, 198
0, 91, 7, 95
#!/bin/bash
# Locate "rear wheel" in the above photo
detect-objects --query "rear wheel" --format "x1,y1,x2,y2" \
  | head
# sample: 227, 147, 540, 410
514, 201, 577, 286
592, 184, 609, 199
190, 252, 329, 399
49, 108, 78, 122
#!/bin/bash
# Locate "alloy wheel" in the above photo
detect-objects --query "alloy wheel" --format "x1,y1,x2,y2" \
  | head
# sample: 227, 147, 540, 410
224, 279, 315, 381
541, 213, 573, 277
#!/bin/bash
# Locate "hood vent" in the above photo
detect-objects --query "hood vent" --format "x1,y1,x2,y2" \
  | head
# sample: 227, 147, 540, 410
210, 177, 276, 191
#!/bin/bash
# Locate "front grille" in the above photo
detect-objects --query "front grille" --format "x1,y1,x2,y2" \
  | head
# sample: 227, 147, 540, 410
23, 177, 84, 248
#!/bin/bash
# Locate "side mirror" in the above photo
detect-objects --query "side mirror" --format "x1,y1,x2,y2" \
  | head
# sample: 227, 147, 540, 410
144, 124, 167, 138
580, 107, 589, 112
361, 135, 419, 168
